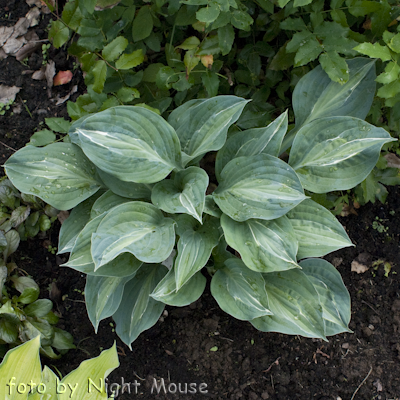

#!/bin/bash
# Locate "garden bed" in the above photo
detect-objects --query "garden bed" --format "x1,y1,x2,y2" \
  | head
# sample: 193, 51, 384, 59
1, 1, 400, 399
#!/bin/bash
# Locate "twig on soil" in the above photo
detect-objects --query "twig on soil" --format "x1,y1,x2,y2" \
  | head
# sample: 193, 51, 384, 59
133, 371, 146, 381
0, 140, 16, 152
350, 366, 373, 400
219, 336, 234, 342
262, 357, 281, 373
361, 300, 380, 315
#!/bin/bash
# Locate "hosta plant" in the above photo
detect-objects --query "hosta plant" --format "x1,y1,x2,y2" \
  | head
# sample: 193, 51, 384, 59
4, 58, 396, 347
0, 336, 119, 399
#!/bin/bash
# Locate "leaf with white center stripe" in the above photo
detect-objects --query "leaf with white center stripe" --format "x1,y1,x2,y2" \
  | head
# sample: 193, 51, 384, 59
213, 154, 307, 221
4, 143, 102, 210
70, 106, 183, 183
300, 258, 352, 336
211, 258, 272, 321
151, 167, 208, 223
167, 96, 249, 165
113, 264, 167, 348
251, 268, 326, 340
288, 116, 395, 192
174, 215, 219, 290
215, 111, 288, 180
85, 272, 137, 332
221, 214, 299, 273
286, 199, 353, 259
91, 201, 176, 268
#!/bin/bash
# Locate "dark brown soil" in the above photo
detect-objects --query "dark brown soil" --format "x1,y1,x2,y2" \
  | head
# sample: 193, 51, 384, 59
1, 2, 400, 400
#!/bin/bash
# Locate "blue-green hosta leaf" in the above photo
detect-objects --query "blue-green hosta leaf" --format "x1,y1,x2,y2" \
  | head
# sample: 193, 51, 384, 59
58, 191, 104, 254
85, 272, 137, 332
167, 96, 249, 165
300, 258, 351, 336
90, 190, 130, 219
151, 167, 208, 223
97, 168, 152, 200
213, 154, 307, 222
91, 202, 176, 268
215, 111, 288, 181
0, 336, 41, 400
210, 258, 272, 321
289, 117, 396, 192
4, 143, 102, 210
221, 214, 299, 273
64, 215, 143, 277
174, 215, 220, 289
59, 344, 119, 400
70, 106, 182, 183
281, 58, 376, 152
286, 199, 353, 259
151, 267, 206, 306
251, 269, 326, 340
113, 264, 167, 348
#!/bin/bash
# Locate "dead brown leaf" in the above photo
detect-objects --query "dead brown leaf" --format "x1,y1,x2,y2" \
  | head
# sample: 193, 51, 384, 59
53, 70, 73, 86
57, 210, 69, 225
0, 85, 21, 104
384, 153, 400, 169
351, 260, 369, 274
54, 84, 78, 105
32, 66, 46, 80
45, 60, 56, 97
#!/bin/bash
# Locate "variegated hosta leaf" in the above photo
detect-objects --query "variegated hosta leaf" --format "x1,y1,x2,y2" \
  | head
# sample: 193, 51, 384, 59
28, 366, 58, 400
281, 58, 376, 152
85, 272, 137, 332
97, 168, 152, 200
286, 199, 353, 259
0, 336, 41, 400
90, 190, 130, 219
215, 111, 288, 181
174, 215, 220, 290
91, 201, 176, 268
64, 215, 143, 277
300, 258, 351, 336
289, 116, 395, 193
58, 344, 119, 400
151, 267, 206, 306
58, 191, 104, 254
167, 96, 249, 165
4, 143, 102, 210
210, 258, 272, 321
70, 106, 183, 183
213, 154, 307, 222
251, 269, 326, 340
221, 214, 299, 273
151, 167, 209, 223
113, 264, 167, 348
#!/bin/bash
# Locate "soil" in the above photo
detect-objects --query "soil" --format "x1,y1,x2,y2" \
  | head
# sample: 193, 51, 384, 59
1, 2, 400, 400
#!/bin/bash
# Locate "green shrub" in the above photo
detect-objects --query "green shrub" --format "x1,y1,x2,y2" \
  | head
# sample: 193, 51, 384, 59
4, 59, 396, 347
0, 336, 119, 399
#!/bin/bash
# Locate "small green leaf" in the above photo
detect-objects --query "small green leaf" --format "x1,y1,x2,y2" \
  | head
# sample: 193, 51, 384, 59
28, 130, 56, 147
231, 10, 253, 31
102, 36, 128, 62
375, 62, 400, 85
201, 70, 220, 97
196, 3, 220, 24
45, 117, 71, 133
218, 24, 235, 55
49, 20, 69, 48
115, 49, 144, 70
319, 51, 349, 84
116, 87, 140, 102
176, 36, 201, 50
92, 60, 107, 94
132, 6, 153, 42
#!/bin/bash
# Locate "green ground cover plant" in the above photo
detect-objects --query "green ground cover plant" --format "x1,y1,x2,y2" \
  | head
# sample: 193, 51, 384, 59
0, 336, 119, 399
4, 59, 396, 347
0, 179, 75, 359
47, 0, 400, 207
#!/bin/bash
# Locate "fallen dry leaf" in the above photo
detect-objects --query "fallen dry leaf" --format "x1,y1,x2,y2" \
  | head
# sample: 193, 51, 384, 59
0, 85, 21, 104
351, 260, 369, 274
53, 70, 73, 86
26, 7, 41, 27
32, 66, 46, 80
55, 84, 78, 105
57, 210, 69, 225
45, 60, 56, 97
0, 26, 14, 47
384, 153, 400, 169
